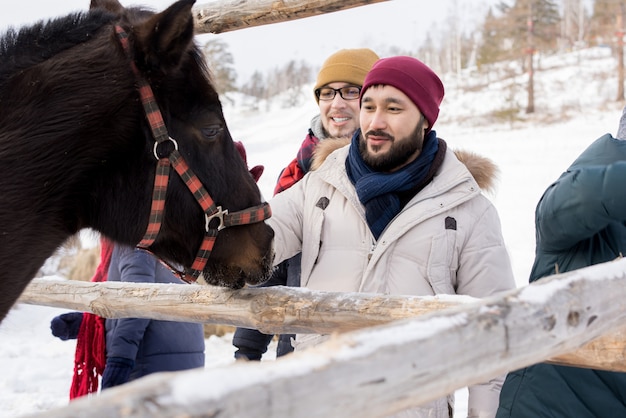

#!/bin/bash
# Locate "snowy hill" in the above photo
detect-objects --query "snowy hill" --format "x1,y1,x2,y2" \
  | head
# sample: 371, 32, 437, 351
1, 46, 625, 417
441, 46, 617, 126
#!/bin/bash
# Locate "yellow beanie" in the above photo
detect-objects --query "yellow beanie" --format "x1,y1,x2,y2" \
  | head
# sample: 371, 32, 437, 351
314, 48, 380, 102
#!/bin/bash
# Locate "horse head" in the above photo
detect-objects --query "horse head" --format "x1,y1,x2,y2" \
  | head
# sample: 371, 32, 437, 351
0, 0, 274, 319
89, 0, 275, 288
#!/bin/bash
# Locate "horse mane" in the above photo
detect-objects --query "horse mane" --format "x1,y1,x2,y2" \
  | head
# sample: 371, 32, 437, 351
0, 10, 116, 87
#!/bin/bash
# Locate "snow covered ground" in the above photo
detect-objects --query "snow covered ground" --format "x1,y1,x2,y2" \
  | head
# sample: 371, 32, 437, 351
1, 46, 624, 416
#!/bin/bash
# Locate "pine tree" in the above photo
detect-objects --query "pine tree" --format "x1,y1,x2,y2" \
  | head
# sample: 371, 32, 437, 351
476, 0, 560, 113
477, 7, 510, 67
497, 0, 561, 56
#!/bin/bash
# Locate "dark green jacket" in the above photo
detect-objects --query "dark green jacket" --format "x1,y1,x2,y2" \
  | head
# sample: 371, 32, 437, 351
497, 134, 626, 417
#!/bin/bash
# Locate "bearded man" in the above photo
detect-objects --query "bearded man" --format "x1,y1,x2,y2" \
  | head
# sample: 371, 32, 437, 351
267, 56, 516, 418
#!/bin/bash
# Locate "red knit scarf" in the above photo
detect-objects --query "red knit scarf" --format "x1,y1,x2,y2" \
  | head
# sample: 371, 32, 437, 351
69, 238, 114, 399
273, 134, 319, 195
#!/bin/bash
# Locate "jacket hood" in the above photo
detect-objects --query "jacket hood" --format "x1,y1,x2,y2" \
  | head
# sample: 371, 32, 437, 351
311, 136, 498, 193
567, 133, 626, 171
309, 114, 326, 140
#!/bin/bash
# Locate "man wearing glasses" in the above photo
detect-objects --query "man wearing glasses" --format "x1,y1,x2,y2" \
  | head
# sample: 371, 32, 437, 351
232, 48, 379, 361
275, 48, 381, 194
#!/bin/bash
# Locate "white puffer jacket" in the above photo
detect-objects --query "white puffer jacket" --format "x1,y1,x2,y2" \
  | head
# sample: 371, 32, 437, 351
267, 139, 515, 418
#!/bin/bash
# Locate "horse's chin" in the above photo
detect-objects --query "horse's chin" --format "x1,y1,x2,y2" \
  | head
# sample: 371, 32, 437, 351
202, 259, 273, 289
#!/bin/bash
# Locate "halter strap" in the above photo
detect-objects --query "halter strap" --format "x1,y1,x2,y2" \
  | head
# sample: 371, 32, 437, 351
115, 25, 271, 282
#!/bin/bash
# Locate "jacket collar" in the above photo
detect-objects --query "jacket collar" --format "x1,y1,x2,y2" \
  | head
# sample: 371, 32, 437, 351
311, 135, 498, 193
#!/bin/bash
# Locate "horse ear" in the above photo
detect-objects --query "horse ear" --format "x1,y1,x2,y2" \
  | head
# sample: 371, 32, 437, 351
134, 0, 197, 73
89, 0, 124, 13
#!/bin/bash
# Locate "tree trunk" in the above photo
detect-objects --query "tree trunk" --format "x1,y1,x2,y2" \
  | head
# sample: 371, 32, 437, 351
526, 3, 535, 113
617, 5, 625, 101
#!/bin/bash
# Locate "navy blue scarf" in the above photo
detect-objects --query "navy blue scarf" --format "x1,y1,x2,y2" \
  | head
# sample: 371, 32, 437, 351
345, 129, 439, 239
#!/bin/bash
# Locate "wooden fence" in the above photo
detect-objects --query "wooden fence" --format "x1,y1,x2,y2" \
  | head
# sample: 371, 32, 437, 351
20, 257, 626, 417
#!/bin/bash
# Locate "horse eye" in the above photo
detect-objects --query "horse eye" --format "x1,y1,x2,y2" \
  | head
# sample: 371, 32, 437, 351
201, 125, 223, 141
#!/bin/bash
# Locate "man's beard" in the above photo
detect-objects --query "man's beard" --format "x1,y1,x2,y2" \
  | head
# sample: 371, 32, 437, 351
359, 119, 426, 172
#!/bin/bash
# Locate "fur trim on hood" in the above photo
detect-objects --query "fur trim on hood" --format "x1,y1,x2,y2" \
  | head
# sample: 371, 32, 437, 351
311, 137, 351, 171
311, 137, 498, 193
453, 148, 498, 193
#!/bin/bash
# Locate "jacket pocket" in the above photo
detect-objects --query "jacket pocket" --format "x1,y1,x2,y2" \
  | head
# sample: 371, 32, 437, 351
426, 230, 458, 294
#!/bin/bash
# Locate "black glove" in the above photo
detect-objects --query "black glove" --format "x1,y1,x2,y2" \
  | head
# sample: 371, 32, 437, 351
50, 312, 84, 341
232, 328, 273, 361
101, 357, 135, 389
276, 334, 295, 357
234, 347, 263, 361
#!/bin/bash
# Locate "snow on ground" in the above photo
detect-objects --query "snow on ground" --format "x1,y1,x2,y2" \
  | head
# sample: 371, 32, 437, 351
1, 46, 624, 416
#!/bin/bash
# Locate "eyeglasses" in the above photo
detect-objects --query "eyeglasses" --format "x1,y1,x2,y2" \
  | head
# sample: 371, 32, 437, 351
315, 86, 362, 101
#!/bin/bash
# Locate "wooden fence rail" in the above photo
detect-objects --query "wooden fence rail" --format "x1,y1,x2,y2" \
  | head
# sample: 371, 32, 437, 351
19, 257, 626, 373
27, 257, 626, 417
18, 278, 461, 333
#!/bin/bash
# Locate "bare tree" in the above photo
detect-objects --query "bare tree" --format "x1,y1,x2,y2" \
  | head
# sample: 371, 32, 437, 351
619, 5, 625, 101
240, 60, 313, 104
201, 38, 238, 95
560, 0, 587, 49
590, 0, 626, 101
240, 70, 267, 100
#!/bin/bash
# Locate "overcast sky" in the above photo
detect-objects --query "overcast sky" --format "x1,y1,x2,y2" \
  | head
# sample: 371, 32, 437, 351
1, 0, 498, 81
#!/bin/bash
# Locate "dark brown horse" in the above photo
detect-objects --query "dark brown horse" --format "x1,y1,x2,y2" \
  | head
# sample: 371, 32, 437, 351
0, 0, 274, 321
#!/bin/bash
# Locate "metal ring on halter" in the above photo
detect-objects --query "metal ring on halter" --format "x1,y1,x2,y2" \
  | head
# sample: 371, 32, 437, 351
153, 137, 179, 160
205, 206, 229, 232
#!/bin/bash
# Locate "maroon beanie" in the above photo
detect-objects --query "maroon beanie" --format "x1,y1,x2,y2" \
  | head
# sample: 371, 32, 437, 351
361, 56, 444, 130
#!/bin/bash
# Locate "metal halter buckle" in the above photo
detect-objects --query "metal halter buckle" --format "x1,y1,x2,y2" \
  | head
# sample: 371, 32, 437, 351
205, 206, 229, 231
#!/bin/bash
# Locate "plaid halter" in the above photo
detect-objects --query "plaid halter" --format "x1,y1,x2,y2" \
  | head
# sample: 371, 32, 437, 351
115, 26, 271, 282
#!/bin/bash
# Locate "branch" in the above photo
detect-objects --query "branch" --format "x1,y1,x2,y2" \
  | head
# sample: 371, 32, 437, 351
192, 0, 391, 34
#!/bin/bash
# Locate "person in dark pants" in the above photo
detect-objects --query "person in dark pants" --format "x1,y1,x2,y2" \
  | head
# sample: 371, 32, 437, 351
101, 244, 205, 387
51, 241, 205, 394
